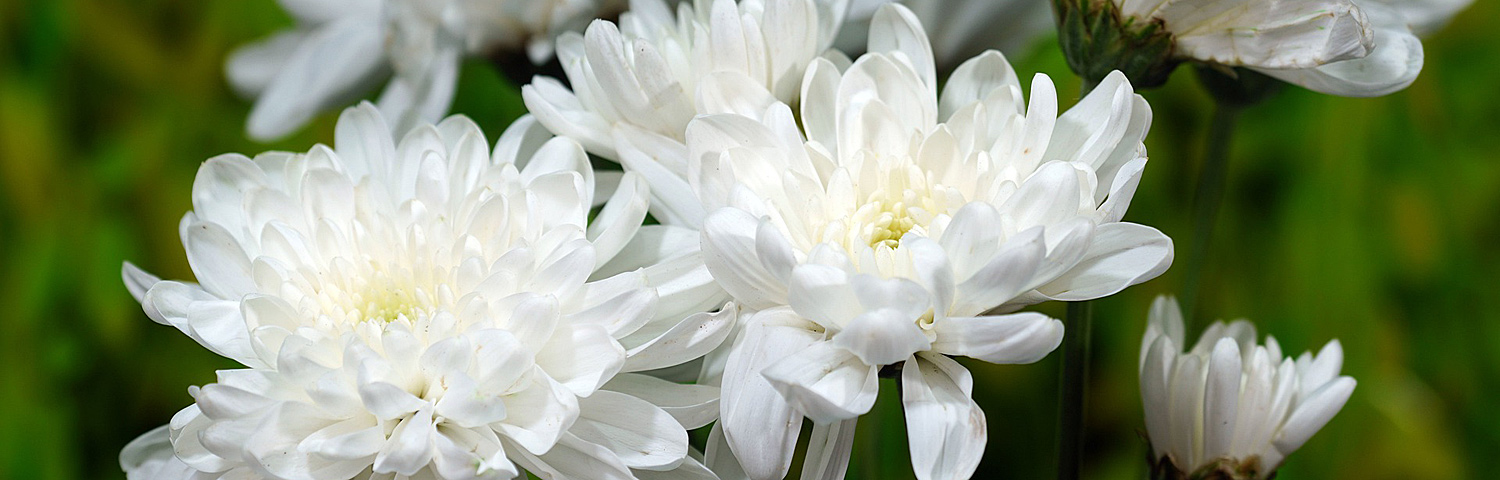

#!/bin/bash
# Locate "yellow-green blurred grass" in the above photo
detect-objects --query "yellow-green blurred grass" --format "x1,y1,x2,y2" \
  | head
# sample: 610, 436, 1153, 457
1, 0, 1497, 479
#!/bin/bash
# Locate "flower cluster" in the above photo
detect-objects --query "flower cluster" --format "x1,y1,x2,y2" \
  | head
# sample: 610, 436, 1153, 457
120, 0, 1470, 478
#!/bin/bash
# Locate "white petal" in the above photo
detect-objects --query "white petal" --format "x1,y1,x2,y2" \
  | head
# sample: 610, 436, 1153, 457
121, 262, 160, 304
1254, 3, 1422, 97
373, 407, 435, 476
1273, 376, 1355, 456
247, 17, 387, 141
701, 208, 790, 309
225, 30, 306, 97
1202, 338, 1242, 461
798, 419, 857, 480
537, 323, 626, 397
517, 432, 635, 480
602, 373, 720, 430
1035, 222, 1173, 301
762, 341, 881, 423
1168, 0, 1373, 69
938, 50, 1019, 121
573, 390, 689, 471
901, 353, 985, 480
589, 172, 652, 268
624, 305, 737, 372
930, 312, 1063, 364
496, 372, 580, 456
867, 4, 936, 94
787, 264, 862, 331
719, 308, 821, 480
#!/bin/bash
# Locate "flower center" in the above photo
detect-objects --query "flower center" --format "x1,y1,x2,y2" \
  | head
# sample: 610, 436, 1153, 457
313, 261, 447, 324
841, 163, 940, 252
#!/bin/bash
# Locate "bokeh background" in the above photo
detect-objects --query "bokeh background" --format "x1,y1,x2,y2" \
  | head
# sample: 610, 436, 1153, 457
2, 1, 1496, 479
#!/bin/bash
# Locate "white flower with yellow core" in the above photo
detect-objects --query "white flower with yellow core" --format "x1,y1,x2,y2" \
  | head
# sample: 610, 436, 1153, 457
522, 0, 850, 227
119, 103, 732, 480
1139, 296, 1357, 480
691, 5, 1172, 479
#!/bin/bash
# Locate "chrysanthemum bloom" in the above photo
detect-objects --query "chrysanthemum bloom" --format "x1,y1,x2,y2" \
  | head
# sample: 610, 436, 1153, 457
120, 103, 732, 480
689, 5, 1173, 479
834, 0, 1054, 73
230, 0, 624, 141
1139, 296, 1356, 480
1057, 0, 1440, 96
522, 0, 849, 227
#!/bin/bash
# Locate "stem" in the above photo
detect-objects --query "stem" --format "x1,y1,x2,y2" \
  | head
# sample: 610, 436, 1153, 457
1056, 300, 1092, 480
1179, 104, 1240, 327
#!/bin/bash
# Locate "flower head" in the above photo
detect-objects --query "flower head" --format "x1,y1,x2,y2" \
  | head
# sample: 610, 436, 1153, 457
522, 0, 849, 227
121, 103, 731, 480
230, 0, 623, 141
694, 5, 1172, 479
1139, 296, 1357, 480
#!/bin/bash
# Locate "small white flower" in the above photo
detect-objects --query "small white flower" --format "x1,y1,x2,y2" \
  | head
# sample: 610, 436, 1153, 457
522, 0, 850, 227
229, 0, 623, 141
120, 103, 731, 480
834, 0, 1055, 73
692, 5, 1172, 479
1114, 0, 1431, 97
1139, 296, 1357, 479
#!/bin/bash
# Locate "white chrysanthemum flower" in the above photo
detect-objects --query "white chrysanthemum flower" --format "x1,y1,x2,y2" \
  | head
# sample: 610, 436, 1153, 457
691, 5, 1172, 479
834, 0, 1054, 73
119, 103, 732, 480
1139, 296, 1356, 480
522, 0, 849, 227
229, 0, 624, 141
1112, 0, 1431, 96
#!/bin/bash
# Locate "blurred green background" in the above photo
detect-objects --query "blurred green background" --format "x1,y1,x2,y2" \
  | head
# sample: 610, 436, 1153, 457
1, 1, 1496, 479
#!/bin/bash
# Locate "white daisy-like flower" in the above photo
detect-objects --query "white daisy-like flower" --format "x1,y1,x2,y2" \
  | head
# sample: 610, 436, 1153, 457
1111, 0, 1428, 96
690, 5, 1172, 479
522, 0, 849, 227
119, 103, 732, 480
834, 0, 1054, 73
1139, 296, 1356, 480
229, 0, 624, 141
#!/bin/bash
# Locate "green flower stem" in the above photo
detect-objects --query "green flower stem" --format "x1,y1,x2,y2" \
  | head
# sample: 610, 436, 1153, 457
1179, 103, 1240, 326
1057, 300, 1093, 480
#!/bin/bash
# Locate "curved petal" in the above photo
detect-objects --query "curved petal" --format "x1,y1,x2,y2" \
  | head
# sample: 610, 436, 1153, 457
762, 341, 881, 423
719, 307, 822, 480
901, 353, 985, 480
701, 208, 791, 309
1272, 376, 1356, 455
1253, 3, 1423, 97
1035, 222, 1173, 301
573, 391, 689, 471
930, 312, 1064, 364
602, 373, 720, 430
247, 17, 388, 141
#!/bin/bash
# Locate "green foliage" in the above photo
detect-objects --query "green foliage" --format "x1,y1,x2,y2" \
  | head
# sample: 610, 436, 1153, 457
0, 1, 1496, 479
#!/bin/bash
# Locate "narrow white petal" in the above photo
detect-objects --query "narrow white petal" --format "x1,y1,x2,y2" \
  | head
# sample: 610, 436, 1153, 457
1273, 376, 1355, 456
799, 419, 858, 480
901, 353, 985, 480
